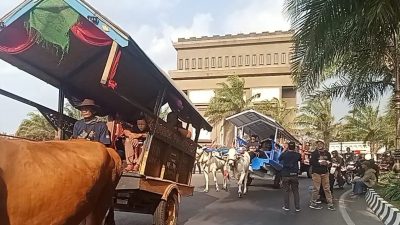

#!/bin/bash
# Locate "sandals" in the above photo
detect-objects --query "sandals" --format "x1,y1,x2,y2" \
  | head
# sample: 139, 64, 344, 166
124, 164, 135, 172
124, 164, 139, 172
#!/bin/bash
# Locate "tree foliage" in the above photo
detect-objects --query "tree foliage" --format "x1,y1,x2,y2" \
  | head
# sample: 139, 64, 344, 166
341, 105, 386, 153
205, 75, 260, 124
64, 102, 81, 120
339, 104, 396, 152
16, 112, 56, 141
295, 97, 338, 145
284, 0, 400, 106
255, 97, 296, 128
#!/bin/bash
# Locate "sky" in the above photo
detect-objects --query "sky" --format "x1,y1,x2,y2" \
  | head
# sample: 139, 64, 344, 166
0, 0, 389, 134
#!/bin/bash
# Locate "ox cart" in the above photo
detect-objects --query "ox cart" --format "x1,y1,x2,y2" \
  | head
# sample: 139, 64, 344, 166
0, 0, 212, 224
226, 110, 299, 188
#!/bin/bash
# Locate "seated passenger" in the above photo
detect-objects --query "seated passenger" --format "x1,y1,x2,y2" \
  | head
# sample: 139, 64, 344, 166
247, 135, 267, 161
123, 115, 149, 172
72, 99, 110, 146
351, 161, 377, 198
166, 112, 192, 138
106, 114, 125, 160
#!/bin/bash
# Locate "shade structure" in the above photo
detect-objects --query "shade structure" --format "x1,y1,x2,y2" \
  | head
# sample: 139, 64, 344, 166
0, 0, 212, 132
226, 109, 299, 143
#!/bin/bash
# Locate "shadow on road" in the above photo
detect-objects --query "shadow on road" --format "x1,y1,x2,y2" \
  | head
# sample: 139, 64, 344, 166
179, 191, 220, 224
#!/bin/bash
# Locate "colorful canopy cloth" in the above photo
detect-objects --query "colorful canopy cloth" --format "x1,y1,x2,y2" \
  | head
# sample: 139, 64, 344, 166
0, 20, 35, 54
28, 0, 79, 54
71, 19, 113, 46
107, 49, 121, 89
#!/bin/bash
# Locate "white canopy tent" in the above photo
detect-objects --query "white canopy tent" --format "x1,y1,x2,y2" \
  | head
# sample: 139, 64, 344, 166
226, 109, 300, 144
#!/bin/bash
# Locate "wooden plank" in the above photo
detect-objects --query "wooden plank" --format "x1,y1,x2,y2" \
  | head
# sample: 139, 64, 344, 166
115, 173, 141, 190
139, 177, 194, 197
100, 41, 118, 85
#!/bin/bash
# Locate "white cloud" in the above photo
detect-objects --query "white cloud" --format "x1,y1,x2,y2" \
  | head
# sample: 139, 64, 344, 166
0, 0, 291, 134
224, 0, 290, 34
134, 13, 213, 70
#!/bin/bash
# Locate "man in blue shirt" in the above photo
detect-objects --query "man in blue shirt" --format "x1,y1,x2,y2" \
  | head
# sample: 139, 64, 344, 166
279, 141, 301, 212
72, 99, 111, 146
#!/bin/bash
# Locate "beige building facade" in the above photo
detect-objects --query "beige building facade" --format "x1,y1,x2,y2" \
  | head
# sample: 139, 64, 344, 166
169, 31, 297, 144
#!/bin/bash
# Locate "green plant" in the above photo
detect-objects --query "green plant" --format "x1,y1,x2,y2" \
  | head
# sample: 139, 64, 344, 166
380, 172, 400, 202
382, 182, 400, 201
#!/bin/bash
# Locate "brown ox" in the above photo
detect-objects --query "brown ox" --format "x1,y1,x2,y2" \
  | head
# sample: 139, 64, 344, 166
0, 139, 122, 225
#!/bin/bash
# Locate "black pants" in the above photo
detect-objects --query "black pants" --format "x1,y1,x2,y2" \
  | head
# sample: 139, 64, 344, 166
282, 176, 300, 209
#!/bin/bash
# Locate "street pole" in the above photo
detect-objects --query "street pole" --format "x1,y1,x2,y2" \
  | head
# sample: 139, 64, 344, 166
340, 142, 343, 155
393, 31, 400, 173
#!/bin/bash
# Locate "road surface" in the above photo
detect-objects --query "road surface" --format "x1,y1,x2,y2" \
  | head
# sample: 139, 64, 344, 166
115, 173, 383, 225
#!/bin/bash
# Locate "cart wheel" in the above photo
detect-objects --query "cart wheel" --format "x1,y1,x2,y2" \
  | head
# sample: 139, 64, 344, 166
154, 193, 179, 225
273, 174, 282, 189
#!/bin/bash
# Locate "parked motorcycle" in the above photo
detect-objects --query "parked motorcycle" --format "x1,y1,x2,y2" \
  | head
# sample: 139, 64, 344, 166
345, 161, 356, 184
330, 162, 345, 188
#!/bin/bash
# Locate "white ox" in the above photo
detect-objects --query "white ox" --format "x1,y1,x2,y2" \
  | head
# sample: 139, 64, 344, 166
197, 148, 228, 192
225, 148, 251, 198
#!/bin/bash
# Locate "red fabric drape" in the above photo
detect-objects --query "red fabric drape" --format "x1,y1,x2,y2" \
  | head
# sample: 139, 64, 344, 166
0, 21, 35, 54
71, 19, 113, 46
107, 49, 121, 89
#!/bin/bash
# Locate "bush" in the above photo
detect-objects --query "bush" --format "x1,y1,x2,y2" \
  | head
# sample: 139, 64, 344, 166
379, 172, 400, 202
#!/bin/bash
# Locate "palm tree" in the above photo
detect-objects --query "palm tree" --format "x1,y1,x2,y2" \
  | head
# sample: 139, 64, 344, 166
64, 102, 81, 120
16, 112, 56, 141
284, 0, 400, 106
341, 105, 392, 155
205, 75, 260, 145
255, 97, 296, 128
295, 97, 337, 146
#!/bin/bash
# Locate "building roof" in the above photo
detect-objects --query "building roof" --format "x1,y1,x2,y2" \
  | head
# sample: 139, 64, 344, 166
177, 30, 293, 42
173, 30, 294, 49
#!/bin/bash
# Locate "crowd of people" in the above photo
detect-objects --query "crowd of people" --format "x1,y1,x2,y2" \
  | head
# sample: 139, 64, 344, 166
69, 99, 393, 212
279, 139, 383, 212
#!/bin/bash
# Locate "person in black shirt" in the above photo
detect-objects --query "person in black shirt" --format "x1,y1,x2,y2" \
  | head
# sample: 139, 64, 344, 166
72, 99, 110, 146
309, 140, 335, 211
247, 135, 267, 161
279, 141, 302, 212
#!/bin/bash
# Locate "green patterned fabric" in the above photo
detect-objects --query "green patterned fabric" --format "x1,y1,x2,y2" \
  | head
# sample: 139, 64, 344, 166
28, 0, 79, 54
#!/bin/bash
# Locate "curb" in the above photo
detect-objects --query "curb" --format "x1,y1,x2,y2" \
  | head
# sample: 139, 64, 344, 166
365, 189, 400, 225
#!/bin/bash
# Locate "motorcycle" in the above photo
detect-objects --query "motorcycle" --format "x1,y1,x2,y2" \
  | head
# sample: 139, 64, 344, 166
330, 162, 345, 188
345, 161, 356, 185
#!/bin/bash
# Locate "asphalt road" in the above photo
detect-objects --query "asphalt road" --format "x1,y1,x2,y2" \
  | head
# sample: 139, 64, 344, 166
115, 173, 383, 225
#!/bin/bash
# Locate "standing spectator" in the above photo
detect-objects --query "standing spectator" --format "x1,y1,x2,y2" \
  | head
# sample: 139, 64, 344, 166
279, 141, 302, 212
309, 140, 335, 210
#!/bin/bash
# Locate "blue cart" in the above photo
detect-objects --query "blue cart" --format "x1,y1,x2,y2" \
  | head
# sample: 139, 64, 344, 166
226, 110, 300, 188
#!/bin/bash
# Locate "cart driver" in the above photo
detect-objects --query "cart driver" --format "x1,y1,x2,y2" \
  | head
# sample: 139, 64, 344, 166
72, 99, 111, 146
247, 135, 267, 161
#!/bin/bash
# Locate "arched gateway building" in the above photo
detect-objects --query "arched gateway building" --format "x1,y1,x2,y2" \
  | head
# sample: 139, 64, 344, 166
169, 31, 297, 145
